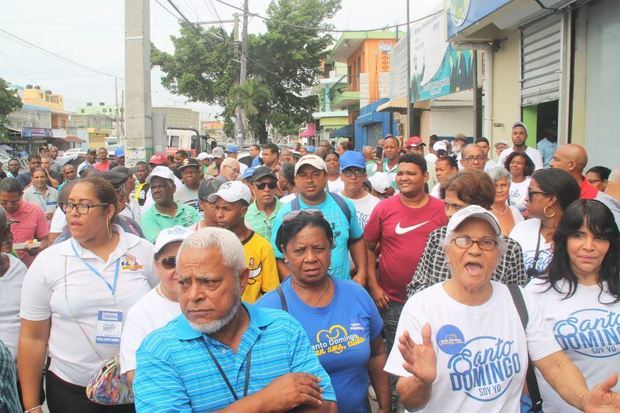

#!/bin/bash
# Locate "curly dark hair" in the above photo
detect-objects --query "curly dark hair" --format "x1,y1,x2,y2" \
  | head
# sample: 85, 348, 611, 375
504, 151, 535, 177
542, 199, 619, 303
275, 211, 333, 255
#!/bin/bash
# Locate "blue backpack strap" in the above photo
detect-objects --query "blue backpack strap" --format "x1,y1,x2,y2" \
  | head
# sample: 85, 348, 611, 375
327, 192, 351, 224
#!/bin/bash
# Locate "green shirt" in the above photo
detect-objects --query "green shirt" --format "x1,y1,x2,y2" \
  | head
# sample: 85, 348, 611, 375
141, 203, 200, 242
244, 199, 283, 241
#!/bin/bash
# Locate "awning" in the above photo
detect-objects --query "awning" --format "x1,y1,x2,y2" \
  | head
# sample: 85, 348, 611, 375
377, 96, 409, 113
329, 125, 353, 138
50, 136, 86, 144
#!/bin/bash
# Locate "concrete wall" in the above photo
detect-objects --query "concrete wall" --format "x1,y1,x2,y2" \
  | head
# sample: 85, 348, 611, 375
570, 7, 587, 146
152, 107, 200, 131
490, 30, 521, 145
425, 107, 474, 138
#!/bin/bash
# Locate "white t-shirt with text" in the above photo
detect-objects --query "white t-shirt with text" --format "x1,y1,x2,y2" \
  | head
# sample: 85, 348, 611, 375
343, 193, 380, 230
508, 177, 530, 216
510, 218, 552, 276
385, 281, 560, 413
525, 279, 620, 413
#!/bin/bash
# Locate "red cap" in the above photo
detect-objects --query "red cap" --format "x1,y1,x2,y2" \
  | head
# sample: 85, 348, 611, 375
149, 152, 168, 165
406, 136, 425, 147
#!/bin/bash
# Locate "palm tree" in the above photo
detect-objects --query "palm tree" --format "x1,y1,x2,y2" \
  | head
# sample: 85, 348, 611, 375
230, 78, 271, 144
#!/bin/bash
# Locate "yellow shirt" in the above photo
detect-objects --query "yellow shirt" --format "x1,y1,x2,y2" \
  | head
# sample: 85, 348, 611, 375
241, 231, 279, 303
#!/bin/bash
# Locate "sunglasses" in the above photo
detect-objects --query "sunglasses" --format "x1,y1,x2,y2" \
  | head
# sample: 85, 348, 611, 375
282, 208, 324, 222
158, 256, 176, 270
255, 181, 277, 190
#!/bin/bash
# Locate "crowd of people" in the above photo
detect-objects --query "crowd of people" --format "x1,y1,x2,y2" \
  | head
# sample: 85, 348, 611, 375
0, 124, 619, 413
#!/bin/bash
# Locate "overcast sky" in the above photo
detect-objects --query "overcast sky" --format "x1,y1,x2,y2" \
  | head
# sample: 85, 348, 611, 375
0, 0, 439, 118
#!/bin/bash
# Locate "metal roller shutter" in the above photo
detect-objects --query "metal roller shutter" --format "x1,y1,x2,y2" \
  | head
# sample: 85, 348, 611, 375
521, 14, 563, 106
365, 123, 383, 147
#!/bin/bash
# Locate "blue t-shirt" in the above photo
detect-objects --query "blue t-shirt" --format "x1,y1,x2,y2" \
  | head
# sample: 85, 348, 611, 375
257, 277, 383, 413
270, 193, 363, 280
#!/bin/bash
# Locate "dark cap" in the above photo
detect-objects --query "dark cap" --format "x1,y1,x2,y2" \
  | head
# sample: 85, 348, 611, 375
178, 158, 201, 171
103, 170, 129, 189
198, 178, 222, 201
251, 166, 277, 182
87, 147, 97, 154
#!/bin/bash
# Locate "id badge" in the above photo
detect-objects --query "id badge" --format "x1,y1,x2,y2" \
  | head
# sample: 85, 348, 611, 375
96, 310, 124, 345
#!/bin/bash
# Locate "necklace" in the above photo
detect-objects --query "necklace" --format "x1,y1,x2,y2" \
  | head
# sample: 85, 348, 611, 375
156, 283, 176, 301
294, 278, 331, 307
492, 204, 508, 216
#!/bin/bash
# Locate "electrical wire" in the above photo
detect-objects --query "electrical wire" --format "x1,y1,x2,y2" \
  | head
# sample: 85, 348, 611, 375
0, 28, 121, 79
212, 0, 443, 33
154, 0, 184, 22
205, 0, 227, 32
165, 0, 223, 40
0, 48, 36, 83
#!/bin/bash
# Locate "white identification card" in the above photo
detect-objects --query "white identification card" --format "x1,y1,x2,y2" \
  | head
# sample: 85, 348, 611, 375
96, 310, 124, 345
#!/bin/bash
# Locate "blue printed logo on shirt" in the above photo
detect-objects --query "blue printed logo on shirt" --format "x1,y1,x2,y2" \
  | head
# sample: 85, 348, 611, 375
553, 308, 620, 358
436, 324, 522, 402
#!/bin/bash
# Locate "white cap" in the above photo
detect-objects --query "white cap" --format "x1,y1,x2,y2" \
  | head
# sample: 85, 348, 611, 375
197, 152, 211, 161
212, 147, 225, 158
207, 180, 252, 204
512, 121, 528, 134
294, 154, 327, 175
446, 205, 501, 239
368, 172, 392, 194
433, 141, 448, 152
146, 166, 175, 184
153, 226, 192, 256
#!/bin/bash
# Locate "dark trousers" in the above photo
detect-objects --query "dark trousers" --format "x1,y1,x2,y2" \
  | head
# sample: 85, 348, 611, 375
45, 370, 135, 413
380, 300, 405, 412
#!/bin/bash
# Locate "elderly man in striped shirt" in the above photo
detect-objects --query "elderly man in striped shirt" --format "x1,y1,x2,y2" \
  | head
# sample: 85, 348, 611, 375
133, 227, 337, 412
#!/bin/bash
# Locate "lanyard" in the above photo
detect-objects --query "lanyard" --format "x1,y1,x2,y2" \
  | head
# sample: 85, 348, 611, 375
205, 344, 252, 401
71, 240, 121, 295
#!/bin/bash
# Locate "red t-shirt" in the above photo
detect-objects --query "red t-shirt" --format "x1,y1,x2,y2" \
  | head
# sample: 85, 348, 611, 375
579, 177, 598, 200
7, 200, 50, 267
94, 161, 111, 172
364, 195, 447, 302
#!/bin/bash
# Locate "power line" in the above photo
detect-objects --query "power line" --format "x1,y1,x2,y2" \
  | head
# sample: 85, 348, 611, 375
0, 48, 36, 83
205, 0, 227, 32
0, 28, 121, 79
212, 0, 443, 33
165, 0, 223, 40
154, 0, 184, 22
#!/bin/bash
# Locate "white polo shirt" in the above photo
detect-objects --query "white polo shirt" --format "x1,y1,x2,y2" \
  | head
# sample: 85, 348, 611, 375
20, 226, 157, 386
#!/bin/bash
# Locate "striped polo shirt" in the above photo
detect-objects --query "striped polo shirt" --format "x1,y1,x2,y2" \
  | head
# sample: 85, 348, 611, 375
133, 303, 336, 412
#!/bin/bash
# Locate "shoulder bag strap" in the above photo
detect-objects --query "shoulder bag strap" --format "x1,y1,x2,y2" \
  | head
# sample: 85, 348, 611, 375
507, 284, 543, 413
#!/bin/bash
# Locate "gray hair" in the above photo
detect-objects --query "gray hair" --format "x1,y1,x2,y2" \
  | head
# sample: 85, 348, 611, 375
177, 227, 246, 277
487, 166, 511, 183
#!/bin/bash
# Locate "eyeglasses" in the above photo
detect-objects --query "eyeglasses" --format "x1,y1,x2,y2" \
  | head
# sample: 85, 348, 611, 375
451, 235, 498, 251
282, 208, 324, 222
342, 169, 366, 177
527, 189, 550, 199
463, 156, 486, 162
255, 181, 277, 190
158, 256, 176, 270
61, 202, 110, 215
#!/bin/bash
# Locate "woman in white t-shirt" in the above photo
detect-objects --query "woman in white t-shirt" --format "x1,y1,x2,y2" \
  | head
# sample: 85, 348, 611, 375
325, 151, 344, 193
510, 168, 580, 279
504, 151, 535, 216
120, 226, 190, 385
386, 206, 620, 413
488, 167, 524, 235
18, 177, 157, 413
526, 199, 620, 413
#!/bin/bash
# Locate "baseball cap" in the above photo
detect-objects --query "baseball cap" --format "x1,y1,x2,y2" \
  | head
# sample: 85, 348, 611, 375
114, 147, 125, 158
339, 151, 365, 171
453, 133, 467, 142
103, 170, 129, 189
251, 165, 276, 182
178, 158, 201, 172
368, 172, 392, 194
197, 152, 210, 161
512, 121, 528, 134
153, 225, 192, 256
225, 145, 238, 154
306, 146, 316, 153
446, 205, 500, 239
494, 140, 508, 149
433, 141, 448, 152
149, 152, 168, 166
207, 180, 252, 205
212, 147, 225, 159
406, 136, 425, 147
198, 178, 222, 201
294, 154, 327, 175
87, 147, 97, 155
146, 165, 175, 184
242, 167, 256, 180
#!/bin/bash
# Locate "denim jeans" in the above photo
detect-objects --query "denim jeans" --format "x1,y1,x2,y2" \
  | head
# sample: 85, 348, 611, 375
380, 300, 405, 412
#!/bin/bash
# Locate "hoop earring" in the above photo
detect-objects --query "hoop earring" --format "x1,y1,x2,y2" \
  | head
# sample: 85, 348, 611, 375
543, 205, 556, 218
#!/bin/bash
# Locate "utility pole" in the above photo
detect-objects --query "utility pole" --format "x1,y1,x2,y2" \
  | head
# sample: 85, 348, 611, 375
237, 0, 249, 146
406, 0, 412, 139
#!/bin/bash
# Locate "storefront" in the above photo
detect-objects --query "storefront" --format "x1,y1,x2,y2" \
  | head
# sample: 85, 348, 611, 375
353, 98, 396, 149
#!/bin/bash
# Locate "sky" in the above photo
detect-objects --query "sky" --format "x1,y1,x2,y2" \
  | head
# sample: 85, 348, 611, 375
0, 0, 439, 119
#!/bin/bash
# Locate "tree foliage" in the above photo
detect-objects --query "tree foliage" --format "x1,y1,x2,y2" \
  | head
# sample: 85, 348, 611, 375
152, 0, 341, 142
0, 78, 22, 140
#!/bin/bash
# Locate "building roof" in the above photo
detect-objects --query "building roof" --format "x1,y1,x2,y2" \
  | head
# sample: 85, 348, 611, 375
331, 31, 398, 62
